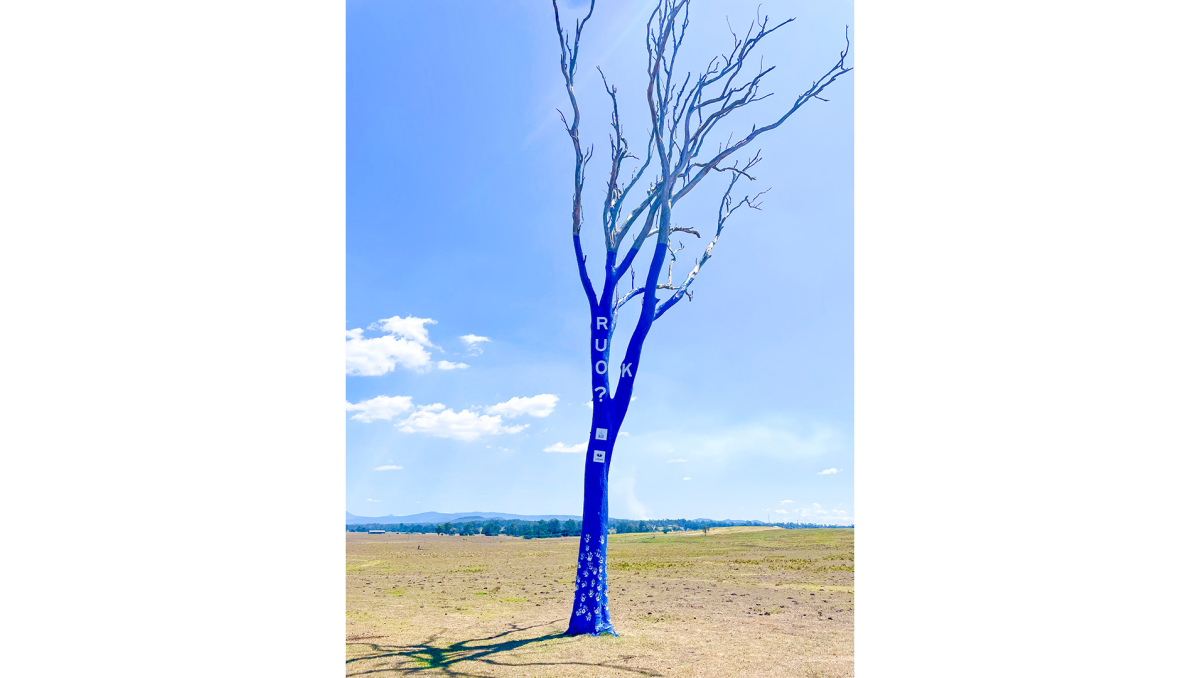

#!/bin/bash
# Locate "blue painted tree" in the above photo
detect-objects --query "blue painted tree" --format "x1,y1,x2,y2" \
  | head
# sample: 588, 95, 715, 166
553, 0, 851, 636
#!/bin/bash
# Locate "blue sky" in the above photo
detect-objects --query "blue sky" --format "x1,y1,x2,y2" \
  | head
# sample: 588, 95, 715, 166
346, 0, 854, 524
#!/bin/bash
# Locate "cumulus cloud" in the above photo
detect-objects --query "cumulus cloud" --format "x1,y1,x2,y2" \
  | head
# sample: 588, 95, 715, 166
544, 442, 586, 453
374, 316, 438, 345
780, 499, 794, 504
348, 392, 545, 442
346, 316, 439, 376
774, 509, 788, 514
682, 477, 691, 481
374, 465, 402, 471
817, 467, 841, 475
619, 431, 630, 437
396, 407, 527, 441
366, 498, 380, 502
345, 395, 414, 423
460, 334, 490, 356
437, 360, 469, 370
667, 459, 687, 463
485, 394, 559, 418
345, 328, 431, 376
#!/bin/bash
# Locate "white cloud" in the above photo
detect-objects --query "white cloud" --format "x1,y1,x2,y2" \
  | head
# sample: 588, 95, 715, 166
813, 503, 821, 508
437, 360, 469, 370
374, 465, 402, 471
366, 498, 380, 502
682, 477, 691, 481
619, 431, 630, 437
345, 329, 431, 376
774, 509, 788, 514
817, 467, 841, 475
667, 458, 687, 463
350, 395, 545, 442
485, 394, 559, 418
374, 316, 437, 346
396, 407, 526, 441
345, 395, 414, 423
460, 334, 491, 356
780, 499, 794, 504
544, 442, 586, 453
346, 316, 439, 376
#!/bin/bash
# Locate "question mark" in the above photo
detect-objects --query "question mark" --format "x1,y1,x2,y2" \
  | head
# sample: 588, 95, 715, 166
594, 386, 607, 402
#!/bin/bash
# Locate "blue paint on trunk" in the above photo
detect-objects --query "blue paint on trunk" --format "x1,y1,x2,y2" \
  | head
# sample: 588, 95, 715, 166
565, 419, 617, 635
565, 240, 669, 636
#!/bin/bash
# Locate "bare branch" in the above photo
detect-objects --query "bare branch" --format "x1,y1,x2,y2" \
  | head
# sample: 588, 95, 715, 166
670, 25, 852, 206
552, 0, 850, 375
664, 238, 685, 286
610, 169, 658, 248
614, 286, 645, 312
655, 169, 768, 319
553, 0, 599, 309
598, 67, 631, 248
613, 197, 660, 281
553, 0, 597, 238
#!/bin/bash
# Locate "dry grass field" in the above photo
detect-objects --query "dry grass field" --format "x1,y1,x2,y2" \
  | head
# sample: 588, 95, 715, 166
347, 526, 853, 677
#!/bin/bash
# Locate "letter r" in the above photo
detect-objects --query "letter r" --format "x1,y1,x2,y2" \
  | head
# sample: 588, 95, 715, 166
596, 317, 608, 330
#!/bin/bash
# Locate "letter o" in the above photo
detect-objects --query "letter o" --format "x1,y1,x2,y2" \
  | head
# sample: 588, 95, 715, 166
595, 360, 608, 374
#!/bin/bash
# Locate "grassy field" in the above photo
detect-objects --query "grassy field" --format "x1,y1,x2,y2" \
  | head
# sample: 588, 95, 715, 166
347, 526, 853, 677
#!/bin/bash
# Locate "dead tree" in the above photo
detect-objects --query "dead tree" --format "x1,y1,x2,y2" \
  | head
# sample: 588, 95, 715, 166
553, 0, 851, 636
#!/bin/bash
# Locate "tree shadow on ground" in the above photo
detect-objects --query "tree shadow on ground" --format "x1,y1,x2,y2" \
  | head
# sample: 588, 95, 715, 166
346, 620, 662, 677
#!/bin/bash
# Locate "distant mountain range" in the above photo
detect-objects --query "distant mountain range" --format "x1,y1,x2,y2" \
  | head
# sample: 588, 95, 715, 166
345, 511, 582, 525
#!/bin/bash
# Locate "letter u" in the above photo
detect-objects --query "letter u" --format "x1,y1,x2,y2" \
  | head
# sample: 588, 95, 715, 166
595, 338, 607, 352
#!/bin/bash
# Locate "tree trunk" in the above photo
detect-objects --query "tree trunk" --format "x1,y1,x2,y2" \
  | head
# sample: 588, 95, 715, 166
564, 244, 664, 636
566, 292, 620, 635
565, 418, 618, 635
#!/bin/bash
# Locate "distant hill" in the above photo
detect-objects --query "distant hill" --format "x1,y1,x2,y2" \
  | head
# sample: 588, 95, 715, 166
345, 511, 581, 525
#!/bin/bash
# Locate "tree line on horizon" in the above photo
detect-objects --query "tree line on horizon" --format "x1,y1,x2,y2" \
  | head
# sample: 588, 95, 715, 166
347, 517, 853, 537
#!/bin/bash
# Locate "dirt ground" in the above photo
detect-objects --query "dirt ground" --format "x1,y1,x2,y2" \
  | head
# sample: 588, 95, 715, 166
347, 526, 853, 677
